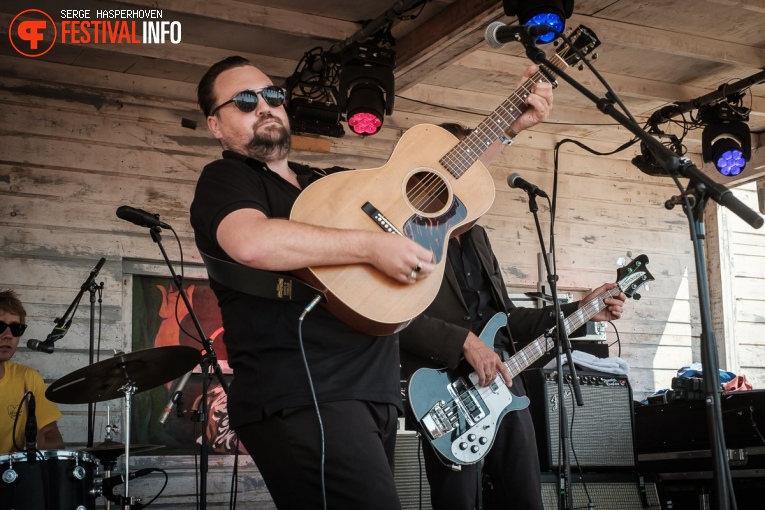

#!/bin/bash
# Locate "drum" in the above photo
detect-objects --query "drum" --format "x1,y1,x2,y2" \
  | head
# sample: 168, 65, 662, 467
0, 450, 98, 510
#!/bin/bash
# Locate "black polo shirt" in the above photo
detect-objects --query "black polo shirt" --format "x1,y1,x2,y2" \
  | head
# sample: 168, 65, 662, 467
190, 151, 401, 429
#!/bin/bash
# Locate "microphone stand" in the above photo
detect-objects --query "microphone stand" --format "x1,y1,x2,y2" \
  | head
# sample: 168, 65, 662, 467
148, 225, 229, 510
49, 257, 106, 447
522, 38, 763, 510
526, 191, 580, 510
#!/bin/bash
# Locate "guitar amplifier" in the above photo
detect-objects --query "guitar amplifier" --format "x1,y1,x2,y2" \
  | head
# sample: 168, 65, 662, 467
525, 368, 636, 471
540, 472, 662, 510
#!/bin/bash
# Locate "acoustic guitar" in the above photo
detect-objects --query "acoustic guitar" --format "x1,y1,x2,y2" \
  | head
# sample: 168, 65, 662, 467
290, 26, 601, 335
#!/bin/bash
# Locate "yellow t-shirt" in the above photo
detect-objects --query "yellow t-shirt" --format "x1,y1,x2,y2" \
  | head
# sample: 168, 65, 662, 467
0, 361, 63, 454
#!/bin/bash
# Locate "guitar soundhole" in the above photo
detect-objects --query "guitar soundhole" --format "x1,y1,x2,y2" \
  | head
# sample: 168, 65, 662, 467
405, 171, 449, 215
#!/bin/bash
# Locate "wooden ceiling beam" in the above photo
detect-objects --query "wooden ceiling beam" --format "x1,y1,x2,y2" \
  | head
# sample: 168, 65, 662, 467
457, 51, 765, 116
570, 13, 765, 69
394, 0, 505, 90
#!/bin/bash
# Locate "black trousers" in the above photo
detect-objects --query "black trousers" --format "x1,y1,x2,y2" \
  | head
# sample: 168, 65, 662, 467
236, 400, 401, 510
419, 376, 544, 510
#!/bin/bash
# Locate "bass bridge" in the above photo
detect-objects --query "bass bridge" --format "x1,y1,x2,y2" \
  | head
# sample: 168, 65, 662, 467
420, 377, 486, 440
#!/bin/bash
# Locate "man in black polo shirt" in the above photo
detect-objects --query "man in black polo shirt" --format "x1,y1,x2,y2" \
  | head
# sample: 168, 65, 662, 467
190, 56, 437, 509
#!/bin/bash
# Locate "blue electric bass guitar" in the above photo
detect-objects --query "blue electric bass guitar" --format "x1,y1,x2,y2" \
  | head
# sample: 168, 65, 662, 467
407, 254, 654, 465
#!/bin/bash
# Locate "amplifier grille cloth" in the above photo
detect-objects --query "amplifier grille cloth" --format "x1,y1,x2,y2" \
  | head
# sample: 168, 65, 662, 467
394, 431, 433, 510
528, 370, 635, 469
541, 480, 661, 510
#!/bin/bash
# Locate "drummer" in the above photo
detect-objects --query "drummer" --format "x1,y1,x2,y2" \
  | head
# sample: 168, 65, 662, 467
0, 290, 65, 454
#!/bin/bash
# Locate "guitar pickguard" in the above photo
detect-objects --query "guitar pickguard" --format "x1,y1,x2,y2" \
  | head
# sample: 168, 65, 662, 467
402, 196, 467, 264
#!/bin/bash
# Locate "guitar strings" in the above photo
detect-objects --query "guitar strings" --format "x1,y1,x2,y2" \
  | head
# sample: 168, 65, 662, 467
431, 287, 618, 423
399, 71, 548, 220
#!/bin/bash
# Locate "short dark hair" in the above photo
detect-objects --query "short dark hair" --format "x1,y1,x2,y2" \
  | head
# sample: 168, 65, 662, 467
197, 56, 254, 117
0, 290, 26, 324
439, 122, 473, 139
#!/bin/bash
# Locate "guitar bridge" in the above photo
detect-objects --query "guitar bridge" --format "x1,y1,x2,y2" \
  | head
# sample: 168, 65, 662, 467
421, 400, 457, 439
362, 202, 403, 235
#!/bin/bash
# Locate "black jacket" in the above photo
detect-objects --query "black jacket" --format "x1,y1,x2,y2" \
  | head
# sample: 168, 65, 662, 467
399, 225, 582, 379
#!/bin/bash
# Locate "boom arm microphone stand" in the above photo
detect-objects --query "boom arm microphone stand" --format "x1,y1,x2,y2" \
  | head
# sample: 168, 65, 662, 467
41, 257, 106, 447
521, 35, 764, 510
147, 224, 229, 510
525, 190, 581, 510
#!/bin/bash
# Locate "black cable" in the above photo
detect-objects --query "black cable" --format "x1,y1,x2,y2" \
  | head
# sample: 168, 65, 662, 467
298, 295, 327, 510
169, 226, 203, 345
11, 391, 33, 451
230, 439, 240, 509
606, 320, 621, 358
143, 468, 169, 507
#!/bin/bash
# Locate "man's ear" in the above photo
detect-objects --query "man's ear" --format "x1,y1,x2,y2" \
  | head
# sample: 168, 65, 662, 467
207, 115, 222, 139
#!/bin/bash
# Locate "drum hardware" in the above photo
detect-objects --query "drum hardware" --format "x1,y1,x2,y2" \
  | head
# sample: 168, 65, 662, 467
0, 450, 98, 510
45, 346, 200, 509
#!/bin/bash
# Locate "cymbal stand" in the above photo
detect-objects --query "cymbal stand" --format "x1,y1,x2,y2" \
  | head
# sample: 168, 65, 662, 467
103, 406, 115, 510
120, 380, 141, 509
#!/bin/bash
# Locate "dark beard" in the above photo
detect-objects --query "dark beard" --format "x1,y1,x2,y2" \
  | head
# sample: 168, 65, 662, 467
244, 118, 291, 161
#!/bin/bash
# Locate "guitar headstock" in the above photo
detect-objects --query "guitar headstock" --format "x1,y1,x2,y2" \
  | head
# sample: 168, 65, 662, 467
615, 254, 654, 300
555, 25, 601, 68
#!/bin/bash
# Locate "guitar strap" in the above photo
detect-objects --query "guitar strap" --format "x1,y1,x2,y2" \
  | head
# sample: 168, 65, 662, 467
199, 250, 325, 303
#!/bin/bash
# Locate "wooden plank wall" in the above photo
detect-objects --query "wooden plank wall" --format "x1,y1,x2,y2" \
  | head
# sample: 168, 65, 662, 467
1, 55, 764, 506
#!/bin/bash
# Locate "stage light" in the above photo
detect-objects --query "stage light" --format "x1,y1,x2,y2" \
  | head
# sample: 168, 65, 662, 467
701, 104, 751, 177
339, 42, 395, 136
503, 0, 575, 44
288, 97, 345, 138
346, 82, 385, 135
284, 47, 345, 137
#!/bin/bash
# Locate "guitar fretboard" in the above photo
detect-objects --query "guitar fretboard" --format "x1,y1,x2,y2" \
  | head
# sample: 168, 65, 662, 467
439, 52, 567, 178
505, 286, 622, 378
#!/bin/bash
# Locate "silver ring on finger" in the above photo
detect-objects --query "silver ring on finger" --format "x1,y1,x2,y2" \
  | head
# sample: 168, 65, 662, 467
415, 261, 422, 272
409, 269, 417, 280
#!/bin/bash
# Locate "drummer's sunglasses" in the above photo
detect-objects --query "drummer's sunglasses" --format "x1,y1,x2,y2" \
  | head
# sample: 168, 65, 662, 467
210, 86, 287, 116
0, 321, 27, 337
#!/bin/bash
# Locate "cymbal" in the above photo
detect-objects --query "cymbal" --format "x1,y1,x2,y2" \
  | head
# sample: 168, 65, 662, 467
83, 440, 164, 465
83, 440, 164, 454
46, 346, 201, 404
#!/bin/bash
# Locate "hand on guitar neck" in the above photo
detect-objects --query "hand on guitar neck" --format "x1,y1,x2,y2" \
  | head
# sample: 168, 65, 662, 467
580, 282, 627, 322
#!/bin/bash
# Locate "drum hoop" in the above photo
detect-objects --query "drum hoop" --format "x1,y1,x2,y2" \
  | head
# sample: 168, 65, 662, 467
0, 449, 97, 464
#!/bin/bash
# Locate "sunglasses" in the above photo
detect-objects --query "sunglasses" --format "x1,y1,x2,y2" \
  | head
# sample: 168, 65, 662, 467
0, 320, 27, 337
210, 86, 287, 116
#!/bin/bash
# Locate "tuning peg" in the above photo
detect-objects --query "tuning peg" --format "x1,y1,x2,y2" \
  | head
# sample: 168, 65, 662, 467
616, 252, 636, 267
591, 53, 598, 60
578, 63, 584, 71
633, 293, 641, 300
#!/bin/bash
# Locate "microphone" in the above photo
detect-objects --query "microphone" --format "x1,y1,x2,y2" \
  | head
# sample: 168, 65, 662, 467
27, 338, 55, 353
25, 392, 37, 462
485, 21, 555, 49
116, 205, 171, 229
159, 371, 192, 424
26, 324, 69, 354
507, 172, 549, 198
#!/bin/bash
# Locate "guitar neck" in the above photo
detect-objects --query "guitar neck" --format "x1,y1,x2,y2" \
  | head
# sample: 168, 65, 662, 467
505, 286, 620, 379
440, 53, 567, 178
